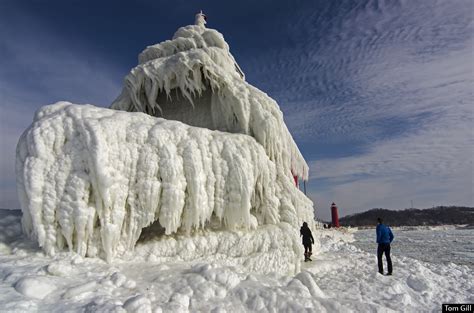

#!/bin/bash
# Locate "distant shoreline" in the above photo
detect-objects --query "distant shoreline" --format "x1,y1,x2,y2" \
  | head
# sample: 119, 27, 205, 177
353, 224, 473, 230
338, 206, 474, 227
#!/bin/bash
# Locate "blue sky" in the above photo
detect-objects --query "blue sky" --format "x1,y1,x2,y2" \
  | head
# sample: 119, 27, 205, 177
1, 0, 472, 220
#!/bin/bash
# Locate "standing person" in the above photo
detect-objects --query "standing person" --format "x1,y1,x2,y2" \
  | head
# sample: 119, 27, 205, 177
376, 217, 394, 275
300, 222, 314, 262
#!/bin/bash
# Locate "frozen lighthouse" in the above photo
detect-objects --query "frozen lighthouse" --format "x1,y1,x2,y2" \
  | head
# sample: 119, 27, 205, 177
16, 13, 315, 272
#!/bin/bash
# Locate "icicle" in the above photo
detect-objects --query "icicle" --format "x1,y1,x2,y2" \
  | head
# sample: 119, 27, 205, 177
16, 103, 309, 261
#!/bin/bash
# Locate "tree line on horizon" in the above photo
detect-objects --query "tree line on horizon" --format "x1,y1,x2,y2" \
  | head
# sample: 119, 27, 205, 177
338, 206, 474, 227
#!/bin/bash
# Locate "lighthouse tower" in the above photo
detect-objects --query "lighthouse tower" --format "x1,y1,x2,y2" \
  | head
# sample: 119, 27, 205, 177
331, 202, 340, 228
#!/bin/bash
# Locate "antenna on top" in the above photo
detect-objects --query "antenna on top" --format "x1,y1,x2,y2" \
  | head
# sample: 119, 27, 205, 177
195, 10, 207, 27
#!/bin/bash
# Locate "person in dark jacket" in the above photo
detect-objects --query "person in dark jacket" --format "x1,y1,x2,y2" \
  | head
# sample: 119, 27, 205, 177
300, 222, 314, 261
376, 217, 394, 275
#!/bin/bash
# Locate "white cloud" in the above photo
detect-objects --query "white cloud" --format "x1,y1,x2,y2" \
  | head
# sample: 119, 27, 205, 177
255, 1, 474, 217
307, 44, 474, 218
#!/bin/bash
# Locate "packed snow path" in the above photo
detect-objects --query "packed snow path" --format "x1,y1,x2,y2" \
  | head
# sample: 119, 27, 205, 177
0, 211, 472, 312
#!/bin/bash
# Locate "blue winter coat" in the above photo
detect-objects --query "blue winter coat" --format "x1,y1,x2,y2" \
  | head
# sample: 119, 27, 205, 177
376, 224, 394, 244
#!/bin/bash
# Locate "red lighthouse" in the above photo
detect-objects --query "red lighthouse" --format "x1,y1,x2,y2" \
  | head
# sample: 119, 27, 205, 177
331, 202, 340, 228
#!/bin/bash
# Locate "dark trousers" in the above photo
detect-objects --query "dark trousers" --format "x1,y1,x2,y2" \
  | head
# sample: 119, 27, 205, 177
377, 243, 392, 274
304, 243, 312, 254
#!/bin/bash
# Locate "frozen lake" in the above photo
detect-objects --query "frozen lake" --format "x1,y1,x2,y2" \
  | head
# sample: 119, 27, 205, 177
352, 227, 474, 270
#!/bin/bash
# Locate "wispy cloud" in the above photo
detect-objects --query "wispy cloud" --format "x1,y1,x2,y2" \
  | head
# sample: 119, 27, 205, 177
306, 37, 474, 218
248, 0, 472, 140
241, 0, 473, 217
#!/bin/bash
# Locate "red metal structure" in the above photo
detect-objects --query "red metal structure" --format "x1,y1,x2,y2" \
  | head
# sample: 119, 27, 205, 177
331, 202, 340, 227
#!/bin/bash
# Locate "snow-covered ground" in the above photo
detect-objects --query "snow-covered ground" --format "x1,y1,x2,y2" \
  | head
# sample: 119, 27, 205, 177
1, 209, 472, 312
354, 226, 474, 270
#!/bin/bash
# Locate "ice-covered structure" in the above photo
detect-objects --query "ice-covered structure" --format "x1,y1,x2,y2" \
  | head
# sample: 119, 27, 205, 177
16, 13, 315, 272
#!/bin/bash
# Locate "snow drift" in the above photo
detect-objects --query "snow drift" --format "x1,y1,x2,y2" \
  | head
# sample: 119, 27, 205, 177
16, 15, 314, 269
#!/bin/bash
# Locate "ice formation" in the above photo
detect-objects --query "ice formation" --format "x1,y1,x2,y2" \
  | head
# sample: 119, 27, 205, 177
111, 17, 307, 181
16, 14, 314, 268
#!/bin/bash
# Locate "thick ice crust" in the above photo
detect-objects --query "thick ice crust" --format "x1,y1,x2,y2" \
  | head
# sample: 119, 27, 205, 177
112, 25, 308, 180
16, 103, 313, 263
133, 223, 306, 274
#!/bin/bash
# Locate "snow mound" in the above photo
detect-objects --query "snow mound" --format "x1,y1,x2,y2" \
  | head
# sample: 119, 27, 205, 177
111, 24, 308, 181
123, 295, 152, 313
16, 102, 312, 264
14, 276, 57, 299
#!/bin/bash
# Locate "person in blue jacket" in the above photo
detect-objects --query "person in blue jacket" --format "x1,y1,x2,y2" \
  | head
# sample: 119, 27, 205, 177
376, 217, 394, 275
